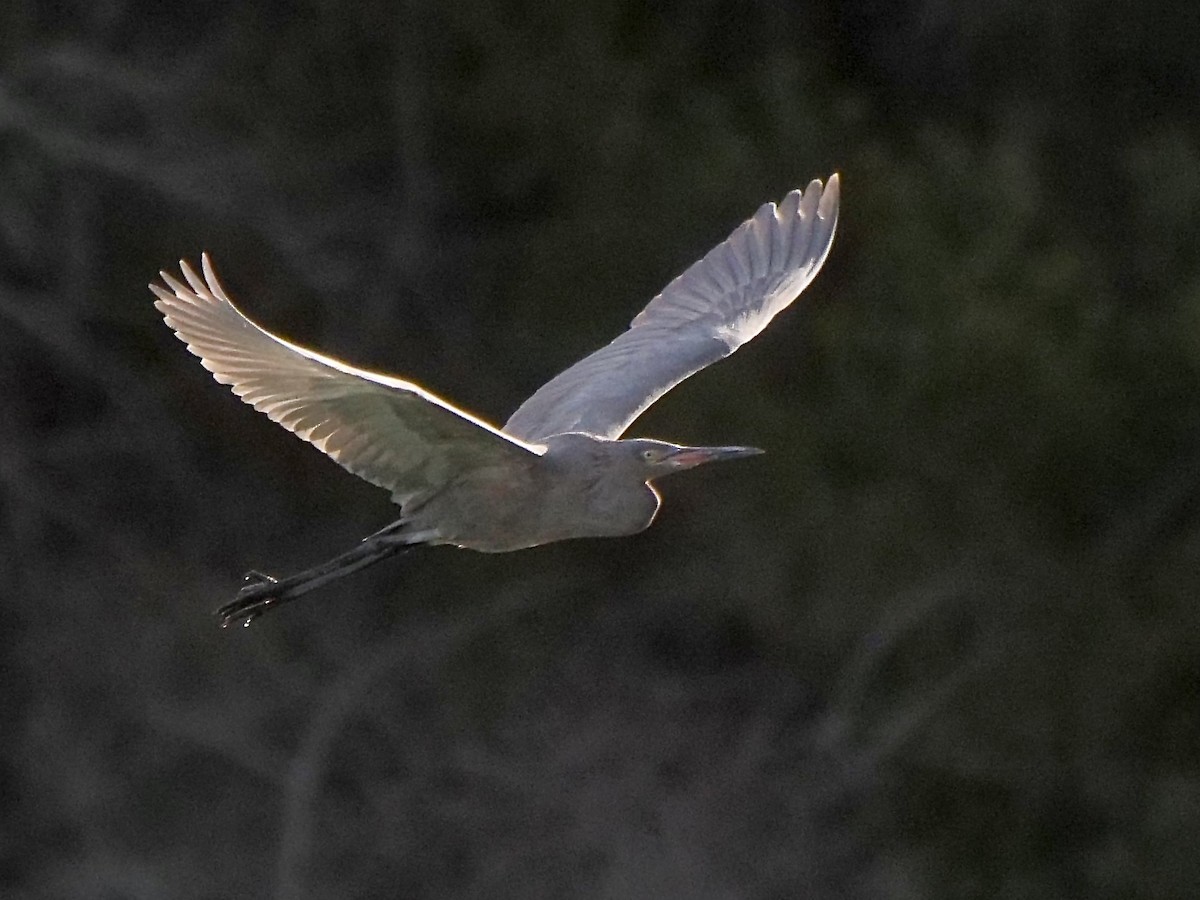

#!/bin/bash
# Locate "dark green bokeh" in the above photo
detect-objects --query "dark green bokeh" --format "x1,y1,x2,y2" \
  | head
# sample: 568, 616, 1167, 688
3, 1, 1199, 897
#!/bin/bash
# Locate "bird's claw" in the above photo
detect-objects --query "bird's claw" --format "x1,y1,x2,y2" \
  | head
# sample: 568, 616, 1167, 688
216, 571, 283, 628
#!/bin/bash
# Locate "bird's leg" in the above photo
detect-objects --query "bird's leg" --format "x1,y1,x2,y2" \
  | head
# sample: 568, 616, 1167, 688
215, 529, 429, 628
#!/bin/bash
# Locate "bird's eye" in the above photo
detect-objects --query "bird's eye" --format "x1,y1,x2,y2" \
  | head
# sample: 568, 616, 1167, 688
641, 448, 658, 461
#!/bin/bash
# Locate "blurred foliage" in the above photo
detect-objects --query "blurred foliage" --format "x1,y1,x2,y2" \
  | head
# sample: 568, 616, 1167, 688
3, 0, 1200, 897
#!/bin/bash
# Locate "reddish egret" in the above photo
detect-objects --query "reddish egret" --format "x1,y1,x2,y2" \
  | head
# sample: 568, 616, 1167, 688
152, 175, 839, 626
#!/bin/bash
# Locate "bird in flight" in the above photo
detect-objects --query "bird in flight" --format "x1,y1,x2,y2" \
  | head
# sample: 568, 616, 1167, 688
152, 175, 840, 627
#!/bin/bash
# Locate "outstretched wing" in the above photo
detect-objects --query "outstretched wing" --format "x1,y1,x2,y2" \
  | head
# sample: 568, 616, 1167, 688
152, 254, 542, 507
504, 175, 839, 442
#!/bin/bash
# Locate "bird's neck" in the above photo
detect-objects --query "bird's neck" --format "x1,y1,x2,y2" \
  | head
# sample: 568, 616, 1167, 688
585, 473, 661, 536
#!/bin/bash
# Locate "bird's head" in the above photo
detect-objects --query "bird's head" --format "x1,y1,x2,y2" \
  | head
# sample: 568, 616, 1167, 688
621, 438, 764, 480
540, 433, 763, 483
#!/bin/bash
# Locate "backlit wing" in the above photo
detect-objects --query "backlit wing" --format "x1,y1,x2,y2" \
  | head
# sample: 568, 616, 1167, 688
504, 175, 839, 441
152, 255, 542, 507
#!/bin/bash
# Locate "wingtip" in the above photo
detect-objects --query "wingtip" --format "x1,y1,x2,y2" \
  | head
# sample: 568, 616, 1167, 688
201, 252, 220, 293
819, 172, 840, 219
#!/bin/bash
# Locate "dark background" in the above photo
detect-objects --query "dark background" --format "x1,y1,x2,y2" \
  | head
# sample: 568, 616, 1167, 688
4, 1, 1199, 897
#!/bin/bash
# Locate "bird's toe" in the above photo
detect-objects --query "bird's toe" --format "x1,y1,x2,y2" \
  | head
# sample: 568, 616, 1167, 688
216, 576, 283, 628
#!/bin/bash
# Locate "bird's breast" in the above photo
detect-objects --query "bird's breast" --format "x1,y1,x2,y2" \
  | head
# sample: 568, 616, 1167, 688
575, 478, 661, 538
414, 465, 661, 552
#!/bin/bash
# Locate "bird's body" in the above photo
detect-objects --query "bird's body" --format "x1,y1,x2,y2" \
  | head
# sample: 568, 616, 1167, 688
152, 176, 839, 626
405, 436, 670, 551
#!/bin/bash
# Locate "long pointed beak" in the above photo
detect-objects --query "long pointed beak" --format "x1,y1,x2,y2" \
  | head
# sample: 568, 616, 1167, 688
667, 445, 765, 470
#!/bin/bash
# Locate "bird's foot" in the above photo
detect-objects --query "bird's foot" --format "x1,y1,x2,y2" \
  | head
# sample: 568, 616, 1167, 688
216, 570, 282, 629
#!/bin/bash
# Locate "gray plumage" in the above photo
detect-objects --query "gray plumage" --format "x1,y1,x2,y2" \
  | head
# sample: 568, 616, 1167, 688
505, 176, 839, 441
151, 175, 839, 626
